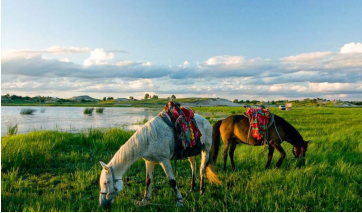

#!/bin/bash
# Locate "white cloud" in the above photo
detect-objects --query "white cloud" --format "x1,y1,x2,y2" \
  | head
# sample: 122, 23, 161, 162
83, 48, 115, 66
308, 82, 354, 92
280, 51, 333, 64
340, 42, 362, 53
204, 55, 246, 67
2, 42, 362, 101
116, 61, 141, 67
45, 46, 91, 54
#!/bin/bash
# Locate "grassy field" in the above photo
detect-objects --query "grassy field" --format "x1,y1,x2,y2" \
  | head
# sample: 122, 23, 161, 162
2, 107, 362, 211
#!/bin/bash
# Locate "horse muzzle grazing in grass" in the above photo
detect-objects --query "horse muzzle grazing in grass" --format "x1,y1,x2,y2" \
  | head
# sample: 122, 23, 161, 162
99, 114, 220, 208
212, 113, 310, 172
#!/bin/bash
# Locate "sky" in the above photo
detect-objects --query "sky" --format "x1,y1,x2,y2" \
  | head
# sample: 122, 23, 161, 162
2, 0, 362, 101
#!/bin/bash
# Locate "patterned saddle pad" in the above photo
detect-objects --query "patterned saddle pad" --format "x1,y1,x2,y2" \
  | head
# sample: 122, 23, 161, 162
245, 107, 271, 140
159, 101, 202, 159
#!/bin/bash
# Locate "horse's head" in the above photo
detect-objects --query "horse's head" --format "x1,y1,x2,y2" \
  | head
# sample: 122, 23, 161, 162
99, 161, 123, 208
292, 140, 310, 158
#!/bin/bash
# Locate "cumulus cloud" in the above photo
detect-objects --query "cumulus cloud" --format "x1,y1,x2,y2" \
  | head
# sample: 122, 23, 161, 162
83, 48, 115, 66
2, 42, 362, 101
199, 55, 272, 76
2, 53, 173, 79
340, 42, 362, 53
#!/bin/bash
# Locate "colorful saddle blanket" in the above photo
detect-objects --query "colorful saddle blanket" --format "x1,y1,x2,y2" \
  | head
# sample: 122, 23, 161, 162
245, 107, 271, 140
162, 101, 202, 149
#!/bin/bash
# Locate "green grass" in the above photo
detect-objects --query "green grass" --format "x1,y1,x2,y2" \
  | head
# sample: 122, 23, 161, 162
2, 107, 362, 211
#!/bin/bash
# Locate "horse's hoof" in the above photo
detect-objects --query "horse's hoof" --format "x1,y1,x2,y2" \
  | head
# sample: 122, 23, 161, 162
200, 189, 205, 195
176, 201, 184, 208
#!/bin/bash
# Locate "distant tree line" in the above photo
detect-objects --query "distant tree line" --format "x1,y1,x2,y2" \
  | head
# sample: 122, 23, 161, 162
102, 97, 114, 101
2, 94, 71, 103
231, 97, 362, 106
3, 93, 362, 105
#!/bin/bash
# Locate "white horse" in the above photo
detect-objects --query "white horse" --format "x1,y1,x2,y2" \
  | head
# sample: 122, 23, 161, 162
99, 114, 220, 208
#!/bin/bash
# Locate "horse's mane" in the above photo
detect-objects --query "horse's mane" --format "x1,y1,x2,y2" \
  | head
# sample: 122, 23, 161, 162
110, 116, 165, 165
274, 114, 304, 146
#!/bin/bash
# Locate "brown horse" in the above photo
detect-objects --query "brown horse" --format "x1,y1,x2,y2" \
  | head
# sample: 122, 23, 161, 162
211, 114, 309, 171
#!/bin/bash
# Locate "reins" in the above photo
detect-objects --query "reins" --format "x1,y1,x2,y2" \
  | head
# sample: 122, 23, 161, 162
119, 193, 179, 207
118, 184, 192, 207
273, 116, 283, 144
101, 165, 186, 207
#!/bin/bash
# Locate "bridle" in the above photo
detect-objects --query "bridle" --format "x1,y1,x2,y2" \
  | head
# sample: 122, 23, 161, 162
100, 166, 122, 198
293, 145, 305, 158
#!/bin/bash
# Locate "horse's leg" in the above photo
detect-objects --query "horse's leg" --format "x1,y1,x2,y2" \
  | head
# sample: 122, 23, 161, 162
222, 135, 230, 172
265, 144, 275, 169
139, 161, 155, 204
269, 142, 286, 168
199, 148, 209, 195
188, 157, 196, 191
160, 160, 183, 207
229, 141, 237, 171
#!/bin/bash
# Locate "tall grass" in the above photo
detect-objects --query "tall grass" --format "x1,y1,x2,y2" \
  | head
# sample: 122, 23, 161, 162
83, 107, 94, 115
20, 108, 36, 115
95, 107, 104, 113
1, 107, 362, 211
7, 124, 18, 136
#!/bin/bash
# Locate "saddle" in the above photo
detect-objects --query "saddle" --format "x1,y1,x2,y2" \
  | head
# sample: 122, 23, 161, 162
158, 101, 202, 159
245, 107, 274, 142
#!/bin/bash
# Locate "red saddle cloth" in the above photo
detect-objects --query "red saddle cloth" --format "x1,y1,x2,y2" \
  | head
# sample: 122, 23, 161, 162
245, 107, 271, 140
163, 101, 202, 149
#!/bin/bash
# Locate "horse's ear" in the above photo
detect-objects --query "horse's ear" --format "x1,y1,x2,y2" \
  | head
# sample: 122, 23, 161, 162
99, 161, 109, 171
304, 140, 310, 144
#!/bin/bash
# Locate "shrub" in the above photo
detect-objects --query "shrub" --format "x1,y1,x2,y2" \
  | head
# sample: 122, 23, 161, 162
83, 108, 94, 115
20, 108, 36, 115
95, 107, 104, 113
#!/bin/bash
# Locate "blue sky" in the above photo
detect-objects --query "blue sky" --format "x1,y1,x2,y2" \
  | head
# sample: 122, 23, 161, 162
2, 0, 362, 101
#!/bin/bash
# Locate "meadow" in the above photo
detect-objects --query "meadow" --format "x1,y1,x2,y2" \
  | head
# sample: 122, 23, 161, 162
2, 107, 362, 211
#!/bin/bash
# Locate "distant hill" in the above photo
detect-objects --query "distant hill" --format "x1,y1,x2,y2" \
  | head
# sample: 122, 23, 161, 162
115, 98, 129, 102
69, 95, 99, 102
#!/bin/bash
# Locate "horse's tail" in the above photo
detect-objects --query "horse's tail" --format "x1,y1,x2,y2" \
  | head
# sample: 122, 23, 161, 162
206, 160, 221, 185
211, 120, 222, 165
204, 120, 222, 185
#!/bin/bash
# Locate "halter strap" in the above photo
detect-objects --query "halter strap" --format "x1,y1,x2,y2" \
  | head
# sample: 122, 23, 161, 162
100, 166, 122, 195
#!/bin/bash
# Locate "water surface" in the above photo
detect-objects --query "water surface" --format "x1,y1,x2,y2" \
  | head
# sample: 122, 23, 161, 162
1, 106, 161, 136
